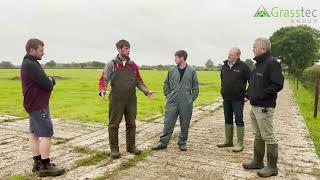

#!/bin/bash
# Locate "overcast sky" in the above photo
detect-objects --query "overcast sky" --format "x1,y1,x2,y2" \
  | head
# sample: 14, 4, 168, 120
1, 0, 320, 66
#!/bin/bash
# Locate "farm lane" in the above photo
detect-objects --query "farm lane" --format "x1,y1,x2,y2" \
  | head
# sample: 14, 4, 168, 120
1, 80, 320, 179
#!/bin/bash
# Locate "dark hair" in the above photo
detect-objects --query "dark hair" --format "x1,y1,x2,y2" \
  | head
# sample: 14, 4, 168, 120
25, 38, 44, 53
175, 50, 188, 61
116, 39, 130, 49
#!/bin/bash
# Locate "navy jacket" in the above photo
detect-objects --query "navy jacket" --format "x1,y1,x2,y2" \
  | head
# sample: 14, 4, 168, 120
248, 52, 284, 108
220, 59, 251, 101
20, 54, 55, 113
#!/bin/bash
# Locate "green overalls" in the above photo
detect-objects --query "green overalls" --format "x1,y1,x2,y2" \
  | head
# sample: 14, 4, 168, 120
108, 63, 138, 153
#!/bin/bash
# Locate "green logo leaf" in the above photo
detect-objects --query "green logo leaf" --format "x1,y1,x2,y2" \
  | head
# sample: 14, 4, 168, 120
254, 5, 270, 17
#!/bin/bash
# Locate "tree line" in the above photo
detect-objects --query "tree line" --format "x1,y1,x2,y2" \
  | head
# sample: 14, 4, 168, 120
0, 60, 228, 70
2, 25, 319, 73
270, 25, 320, 90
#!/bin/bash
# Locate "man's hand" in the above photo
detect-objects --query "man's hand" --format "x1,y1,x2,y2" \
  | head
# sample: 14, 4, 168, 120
244, 97, 249, 102
147, 91, 155, 99
48, 76, 56, 86
99, 91, 109, 100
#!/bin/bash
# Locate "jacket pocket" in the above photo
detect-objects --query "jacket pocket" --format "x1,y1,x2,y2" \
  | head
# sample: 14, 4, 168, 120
250, 73, 265, 100
166, 91, 176, 103
186, 91, 193, 104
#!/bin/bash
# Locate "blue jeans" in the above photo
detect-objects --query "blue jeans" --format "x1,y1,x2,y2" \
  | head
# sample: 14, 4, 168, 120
223, 100, 244, 127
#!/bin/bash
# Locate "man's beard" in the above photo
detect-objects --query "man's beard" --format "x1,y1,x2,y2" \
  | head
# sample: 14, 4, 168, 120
122, 54, 129, 59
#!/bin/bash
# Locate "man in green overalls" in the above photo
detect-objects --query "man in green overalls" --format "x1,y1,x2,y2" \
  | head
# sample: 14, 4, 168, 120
153, 50, 199, 151
99, 39, 154, 159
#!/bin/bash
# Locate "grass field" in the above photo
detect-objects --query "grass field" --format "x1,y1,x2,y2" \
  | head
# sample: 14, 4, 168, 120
0, 69, 221, 124
288, 78, 320, 156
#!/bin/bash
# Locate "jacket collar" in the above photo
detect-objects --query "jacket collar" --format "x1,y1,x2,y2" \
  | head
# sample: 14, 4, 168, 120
253, 51, 271, 64
24, 54, 40, 61
224, 58, 240, 66
114, 54, 132, 64
176, 63, 188, 69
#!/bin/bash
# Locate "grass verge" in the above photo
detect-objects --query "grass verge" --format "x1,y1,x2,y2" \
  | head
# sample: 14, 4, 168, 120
288, 78, 320, 156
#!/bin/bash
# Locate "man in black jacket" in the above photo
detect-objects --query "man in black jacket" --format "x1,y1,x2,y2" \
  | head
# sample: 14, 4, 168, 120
217, 47, 250, 153
242, 38, 284, 177
21, 38, 65, 177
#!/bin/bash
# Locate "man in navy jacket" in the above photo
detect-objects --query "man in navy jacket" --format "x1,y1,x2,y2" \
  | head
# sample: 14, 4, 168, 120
21, 38, 65, 177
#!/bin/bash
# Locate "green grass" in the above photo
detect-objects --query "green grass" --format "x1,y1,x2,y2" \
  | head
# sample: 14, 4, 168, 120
288, 78, 320, 156
118, 148, 152, 170
5, 173, 36, 180
94, 148, 153, 180
75, 151, 108, 167
53, 137, 73, 145
0, 69, 221, 124
5, 176, 29, 180
72, 146, 99, 154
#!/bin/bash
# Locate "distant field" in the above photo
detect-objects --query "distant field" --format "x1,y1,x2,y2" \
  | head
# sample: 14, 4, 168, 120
0, 69, 221, 124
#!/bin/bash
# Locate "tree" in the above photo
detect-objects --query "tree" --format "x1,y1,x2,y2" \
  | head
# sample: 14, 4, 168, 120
80, 63, 86, 69
45, 60, 56, 68
270, 25, 320, 80
216, 63, 223, 70
245, 59, 255, 70
0, 61, 15, 68
205, 59, 214, 69
90, 61, 105, 68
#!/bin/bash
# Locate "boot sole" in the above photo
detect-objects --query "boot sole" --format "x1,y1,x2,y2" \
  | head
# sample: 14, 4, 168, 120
232, 148, 244, 152
257, 172, 278, 177
152, 146, 167, 150
128, 151, 141, 155
217, 144, 233, 148
38, 170, 65, 177
242, 164, 264, 170
111, 155, 121, 159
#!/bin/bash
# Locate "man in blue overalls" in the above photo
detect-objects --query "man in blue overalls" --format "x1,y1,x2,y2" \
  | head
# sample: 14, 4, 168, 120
153, 50, 199, 151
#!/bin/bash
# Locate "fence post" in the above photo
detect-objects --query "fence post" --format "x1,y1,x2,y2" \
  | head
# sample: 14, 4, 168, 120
314, 79, 320, 118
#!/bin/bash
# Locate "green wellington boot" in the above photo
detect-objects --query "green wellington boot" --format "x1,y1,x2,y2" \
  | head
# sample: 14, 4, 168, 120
257, 144, 278, 177
232, 127, 244, 152
217, 124, 233, 148
242, 138, 265, 169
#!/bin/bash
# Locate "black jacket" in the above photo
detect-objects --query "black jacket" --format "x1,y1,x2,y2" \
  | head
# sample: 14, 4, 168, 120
21, 54, 55, 113
221, 59, 251, 101
247, 52, 284, 108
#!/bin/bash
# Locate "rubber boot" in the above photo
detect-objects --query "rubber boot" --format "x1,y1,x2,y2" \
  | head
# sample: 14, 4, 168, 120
217, 124, 233, 148
232, 127, 244, 152
257, 144, 278, 177
109, 127, 120, 159
242, 138, 265, 169
126, 125, 141, 155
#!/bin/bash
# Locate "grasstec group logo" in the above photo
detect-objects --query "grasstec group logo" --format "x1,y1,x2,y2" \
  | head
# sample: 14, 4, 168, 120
254, 5, 319, 24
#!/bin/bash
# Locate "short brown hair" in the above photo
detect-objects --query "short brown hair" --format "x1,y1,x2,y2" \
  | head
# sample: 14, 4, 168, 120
25, 38, 44, 53
175, 50, 188, 61
116, 39, 130, 49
